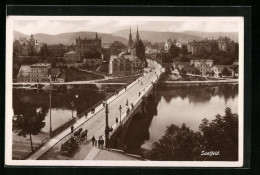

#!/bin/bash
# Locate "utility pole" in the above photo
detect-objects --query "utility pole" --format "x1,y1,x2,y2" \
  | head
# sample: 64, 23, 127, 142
104, 85, 110, 149
49, 81, 52, 138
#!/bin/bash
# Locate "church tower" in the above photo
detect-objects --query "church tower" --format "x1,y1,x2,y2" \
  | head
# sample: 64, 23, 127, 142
128, 27, 133, 48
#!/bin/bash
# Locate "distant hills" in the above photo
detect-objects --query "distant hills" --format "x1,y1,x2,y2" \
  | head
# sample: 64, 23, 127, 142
112, 29, 202, 43
14, 29, 238, 46
180, 31, 238, 42
13, 31, 128, 45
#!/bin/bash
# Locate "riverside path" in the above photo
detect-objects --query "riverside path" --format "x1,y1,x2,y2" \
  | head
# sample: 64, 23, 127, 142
26, 60, 162, 160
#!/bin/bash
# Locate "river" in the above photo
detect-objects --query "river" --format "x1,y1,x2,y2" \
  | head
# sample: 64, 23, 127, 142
123, 84, 238, 155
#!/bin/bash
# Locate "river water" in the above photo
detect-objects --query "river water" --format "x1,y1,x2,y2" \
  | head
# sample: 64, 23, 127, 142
12, 84, 123, 133
123, 84, 238, 154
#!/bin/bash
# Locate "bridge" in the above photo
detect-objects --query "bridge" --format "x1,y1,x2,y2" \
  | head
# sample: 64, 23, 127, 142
26, 60, 163, 160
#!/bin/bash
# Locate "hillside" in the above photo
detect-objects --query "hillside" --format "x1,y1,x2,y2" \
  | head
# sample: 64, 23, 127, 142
112, 29, 203, 43
180, 31, 238, 42
13, 31, 128, 45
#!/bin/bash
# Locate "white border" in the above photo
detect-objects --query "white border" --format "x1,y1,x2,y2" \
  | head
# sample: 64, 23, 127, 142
5, 16, 244, 167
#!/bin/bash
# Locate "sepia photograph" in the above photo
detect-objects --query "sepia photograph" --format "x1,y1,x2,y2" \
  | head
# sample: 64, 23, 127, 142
5, 16, 244, 167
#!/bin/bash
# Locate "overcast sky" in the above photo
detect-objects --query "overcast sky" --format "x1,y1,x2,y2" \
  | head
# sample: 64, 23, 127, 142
13, 17, 240, 35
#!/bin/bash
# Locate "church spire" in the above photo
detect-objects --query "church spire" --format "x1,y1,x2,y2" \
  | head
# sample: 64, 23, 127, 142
128, 27, 133, 48
135, 26, 140, 44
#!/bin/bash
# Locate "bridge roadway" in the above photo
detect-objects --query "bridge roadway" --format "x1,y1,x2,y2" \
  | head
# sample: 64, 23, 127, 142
27, 60, 162, 160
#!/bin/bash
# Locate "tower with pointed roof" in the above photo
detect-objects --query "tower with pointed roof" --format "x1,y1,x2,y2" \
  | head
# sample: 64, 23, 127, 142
128, 27, 133, 48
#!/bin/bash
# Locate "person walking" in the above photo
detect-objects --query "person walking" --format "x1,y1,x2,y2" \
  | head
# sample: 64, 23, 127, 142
126, 99, 128, 106
91, 135, 96, 146
116, 117, 118, 125
71, 125, 74, 134
101, 138, 104, 149
98, 138, 101, 149
139, 92, 141, 97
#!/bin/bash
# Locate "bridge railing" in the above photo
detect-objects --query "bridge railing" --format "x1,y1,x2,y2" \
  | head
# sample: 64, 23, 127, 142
110, 61, 162, 136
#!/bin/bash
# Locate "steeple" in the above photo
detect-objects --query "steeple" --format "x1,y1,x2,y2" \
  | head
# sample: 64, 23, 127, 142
135, 26, 140, 43
128, 27, 133, 48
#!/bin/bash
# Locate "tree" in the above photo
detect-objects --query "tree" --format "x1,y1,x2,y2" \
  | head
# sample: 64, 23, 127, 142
150, 124, 202, 161
179, 45, 189, 55
210, 70, 215, 77
222, 67, 231, 76
168, 44, 181, 58
179, 68, 187, 76
194, 68, 201, 75
39, 44, 48, 58
84, 50, 101, 59
13, 104, 46, 152
109, 41, 127, 55
150, 107, 238, 161
199, 107, 238, 161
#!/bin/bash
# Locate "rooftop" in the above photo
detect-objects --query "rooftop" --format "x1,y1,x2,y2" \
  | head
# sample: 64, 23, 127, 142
17, 65, 30, 77
31, 63, 51, 67
65, 50, 78, 55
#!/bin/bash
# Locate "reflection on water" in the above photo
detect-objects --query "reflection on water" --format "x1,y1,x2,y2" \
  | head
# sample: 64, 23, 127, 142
124, 84, 238, 154
13, 88, 105, 132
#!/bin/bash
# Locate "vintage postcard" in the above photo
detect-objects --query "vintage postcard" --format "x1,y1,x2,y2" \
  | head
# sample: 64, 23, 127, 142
5, 16, 244, 167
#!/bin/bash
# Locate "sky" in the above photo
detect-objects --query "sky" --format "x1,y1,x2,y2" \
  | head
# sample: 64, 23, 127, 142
13, 17, 240, 35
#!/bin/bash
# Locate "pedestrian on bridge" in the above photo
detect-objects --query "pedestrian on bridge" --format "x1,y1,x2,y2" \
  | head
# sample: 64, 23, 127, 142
116, 117, 118, 125
91, 135, 96, 146
126, 99, 129, 106
71, 125, 74, 134
131, 103, 134, 109
139, 92, 141, 96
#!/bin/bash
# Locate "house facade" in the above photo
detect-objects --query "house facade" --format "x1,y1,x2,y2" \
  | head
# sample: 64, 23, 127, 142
75, 33, 102, 57
17, 63, 66, 83
64, 50, 80, 63
108, 51, 145, 76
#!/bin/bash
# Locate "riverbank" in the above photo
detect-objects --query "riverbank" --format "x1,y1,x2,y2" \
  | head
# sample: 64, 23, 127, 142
159, 79, 238, 87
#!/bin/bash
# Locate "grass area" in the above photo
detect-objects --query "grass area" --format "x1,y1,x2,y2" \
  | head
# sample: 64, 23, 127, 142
65, 68, 104, 82
12, 132, 49, 160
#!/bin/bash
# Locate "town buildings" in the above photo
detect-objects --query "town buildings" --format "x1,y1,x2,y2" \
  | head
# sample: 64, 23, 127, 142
218, 36, 236, 53
47, 44, 67, 57
164, 39, 182, 51
108, 51, 145, 76
17, 63, 65, 83
187, 40, 218, 54
64, 50, 80, 63
30, 63, 52, 82
187, 37, 236, 54
17, 65, 31, 82
75, 33, 102, 57
13, 35, 42, 57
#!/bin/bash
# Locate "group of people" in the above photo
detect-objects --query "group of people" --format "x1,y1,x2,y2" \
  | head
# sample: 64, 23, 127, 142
91, 136, 105, 149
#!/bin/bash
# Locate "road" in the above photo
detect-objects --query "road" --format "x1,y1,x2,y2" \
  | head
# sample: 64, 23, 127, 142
28, 60, 161, 160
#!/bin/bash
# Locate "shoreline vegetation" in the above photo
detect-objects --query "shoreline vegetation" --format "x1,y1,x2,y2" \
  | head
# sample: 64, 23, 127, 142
147, 107, 238, 161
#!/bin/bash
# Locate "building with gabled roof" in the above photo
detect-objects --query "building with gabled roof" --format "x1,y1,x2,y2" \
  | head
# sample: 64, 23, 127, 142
64, 50, 80, 63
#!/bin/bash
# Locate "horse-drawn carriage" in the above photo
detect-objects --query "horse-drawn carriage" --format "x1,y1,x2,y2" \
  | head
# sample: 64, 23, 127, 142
60, 136, 79, 156
60, 127, 88, 156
